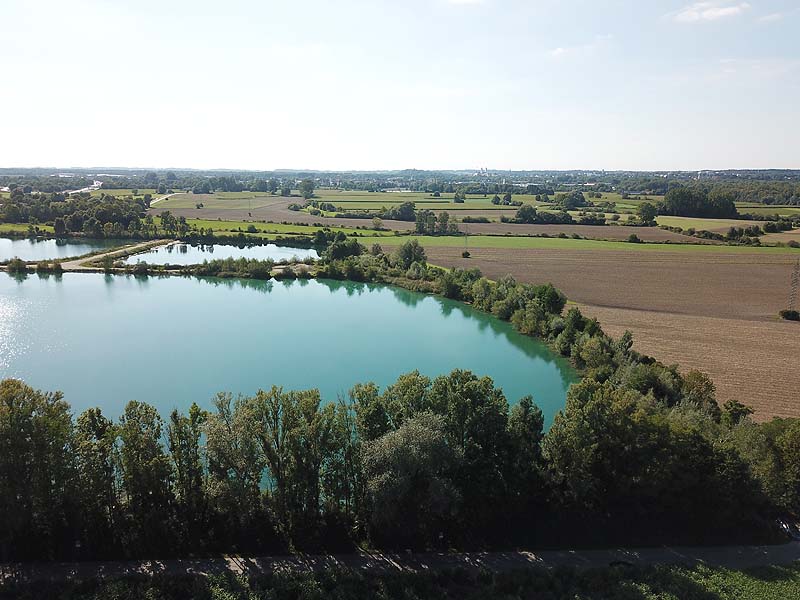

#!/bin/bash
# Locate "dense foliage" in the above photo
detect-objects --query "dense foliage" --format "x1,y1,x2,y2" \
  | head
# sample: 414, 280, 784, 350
659, 187, 739, 219
0, 191, 153, 237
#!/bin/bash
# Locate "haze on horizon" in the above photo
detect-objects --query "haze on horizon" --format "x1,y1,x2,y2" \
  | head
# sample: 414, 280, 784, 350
1, 0, 797, 172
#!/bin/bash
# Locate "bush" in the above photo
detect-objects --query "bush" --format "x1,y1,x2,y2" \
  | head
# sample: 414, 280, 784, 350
780, 310, 800, 321
6, 257, 27, 273
462, 250, 471, 258
628, 234, 642, 243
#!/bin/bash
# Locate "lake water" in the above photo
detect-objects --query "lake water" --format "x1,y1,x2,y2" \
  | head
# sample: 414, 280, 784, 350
125, 242, 319, 265
0, 237, 122, 262
0, 274, 577, 425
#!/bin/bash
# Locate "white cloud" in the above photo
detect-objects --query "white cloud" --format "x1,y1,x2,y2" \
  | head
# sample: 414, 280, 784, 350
546, 34, 613, 59
670, 2, 750, 23
757, 12, 783, 23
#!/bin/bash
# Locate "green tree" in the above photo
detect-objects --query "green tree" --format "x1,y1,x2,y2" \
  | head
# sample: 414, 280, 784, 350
299, 179, 315, 200
168, 404, 208, 548
637, 202, 658, 224
0, 379, 77, 561
394, 239, 426, 269
74, 408, 119, 557
514, 204, 537, 223
117, 401, 174, 555
362, 413, 462, 548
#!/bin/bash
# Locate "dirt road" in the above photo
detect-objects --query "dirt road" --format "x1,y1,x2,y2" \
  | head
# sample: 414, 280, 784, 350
2, 542, 798, 584
59, 240, 169, 271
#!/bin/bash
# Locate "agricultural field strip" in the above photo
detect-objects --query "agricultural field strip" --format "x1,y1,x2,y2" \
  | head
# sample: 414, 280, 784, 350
357, 234, 800, 253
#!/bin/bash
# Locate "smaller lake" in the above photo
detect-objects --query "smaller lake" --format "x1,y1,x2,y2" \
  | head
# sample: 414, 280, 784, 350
125, 243, 319, 265
0, 237, 122, 262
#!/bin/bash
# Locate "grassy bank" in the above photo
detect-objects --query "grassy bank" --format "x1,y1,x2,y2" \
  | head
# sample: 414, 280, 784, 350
3, 563, 799, 599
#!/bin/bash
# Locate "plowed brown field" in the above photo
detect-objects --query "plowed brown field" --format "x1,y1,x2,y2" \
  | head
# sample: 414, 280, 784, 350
425, 246, 800, 420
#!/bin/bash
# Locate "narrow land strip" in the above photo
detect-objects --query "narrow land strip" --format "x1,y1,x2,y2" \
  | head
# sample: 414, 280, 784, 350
3, 542, 799, 584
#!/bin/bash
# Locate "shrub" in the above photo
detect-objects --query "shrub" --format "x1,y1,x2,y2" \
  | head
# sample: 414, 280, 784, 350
6, 257, 27, 274
780, 310, 800, 321
462, 250, 471, 258
628, 234, 642, 243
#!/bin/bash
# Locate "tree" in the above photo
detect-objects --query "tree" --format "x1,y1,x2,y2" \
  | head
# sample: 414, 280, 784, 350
362, 413, 462, 548
436, 211, 450, 234
299, 179, 315, 200
682, 370, 721, 420
53, 217, 66, 236
394, 239, 427, 269
204, 393, 266, 544
722, 400, 754, 427
371, 216, 383, 230
168, 404, 207, 548
117, 401, 174, 555
0, 379, 77, 561
637, 202, 658, 224
74, 408, 118, 557
514, 204, 537, 224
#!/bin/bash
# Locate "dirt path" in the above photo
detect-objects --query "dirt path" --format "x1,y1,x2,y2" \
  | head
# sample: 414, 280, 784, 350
59, 240, 170, 271
2, 542, 799, 583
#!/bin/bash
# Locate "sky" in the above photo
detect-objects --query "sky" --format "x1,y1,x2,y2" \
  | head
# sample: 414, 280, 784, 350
0, 0, 798, 171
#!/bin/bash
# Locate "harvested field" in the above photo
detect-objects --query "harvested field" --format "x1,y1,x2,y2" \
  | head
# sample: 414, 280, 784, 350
578, 305, 800, 421
656, 216, 767, 233
457, 222, 706, 243
424, 245, 800, 419
149, 199, 416, 231
762, 229, 800, 246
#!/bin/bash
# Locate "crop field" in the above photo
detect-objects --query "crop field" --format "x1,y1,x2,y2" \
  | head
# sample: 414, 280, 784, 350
655, 215, 767, 232
359, 234, 800, 254
420, 244, 800, 420
149, 198, 416, 231
184, 218, 395, 237
737, 205, 800, 217
153, 192, 284, 210
762, 229, 800, 245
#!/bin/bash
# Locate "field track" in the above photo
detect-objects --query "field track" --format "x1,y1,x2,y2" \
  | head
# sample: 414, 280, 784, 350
425, 246, 800, 420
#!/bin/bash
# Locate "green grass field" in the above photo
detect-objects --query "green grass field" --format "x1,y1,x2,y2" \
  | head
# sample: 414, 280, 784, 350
185, 218, 394, 237
0, 222, 54, 233
360, 233, 800, 254
655, 215, 764, 231
737, 205, 800, 217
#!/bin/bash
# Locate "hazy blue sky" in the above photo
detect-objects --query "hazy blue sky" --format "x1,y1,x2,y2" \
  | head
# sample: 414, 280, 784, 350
1, 0, 797, 171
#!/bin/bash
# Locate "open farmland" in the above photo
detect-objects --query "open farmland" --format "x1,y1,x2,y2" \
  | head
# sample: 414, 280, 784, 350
183, 218, 395, 238
656, 215, 768, 233
154, 195, 709, 242
420, 244, 800, 420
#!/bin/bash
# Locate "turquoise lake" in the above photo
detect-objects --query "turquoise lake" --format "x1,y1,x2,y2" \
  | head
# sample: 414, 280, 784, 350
0, 273, 578, 425
125, 242, 319, 265
0, 237, 122, 262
